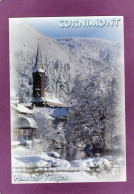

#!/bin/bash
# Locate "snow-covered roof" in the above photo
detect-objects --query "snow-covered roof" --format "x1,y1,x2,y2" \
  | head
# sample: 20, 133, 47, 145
32, 68, 45, 73
52, 107, 69, 116
14, 116, 37, 129
39, 107, 69, 117
45, 93, 62, 106
11, 99, 19, 104
11, 104, 32, 114
39, 108, 55, 115
21, 103, 32, 107
33, 107, 54, 120
31, 93, 62, 107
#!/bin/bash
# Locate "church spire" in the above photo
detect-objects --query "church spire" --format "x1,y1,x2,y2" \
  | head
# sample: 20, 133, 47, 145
32, 43, 45, 107
34, 44, 43, 70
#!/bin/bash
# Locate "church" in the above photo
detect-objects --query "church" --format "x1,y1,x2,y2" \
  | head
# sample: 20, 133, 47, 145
31, 45, 62, 108
11, 45, 65, 143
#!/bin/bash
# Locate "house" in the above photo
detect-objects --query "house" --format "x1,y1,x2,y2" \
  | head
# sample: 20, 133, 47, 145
11, 104, 32, 115
13, 116, 37, 141
11, 103, 37, 141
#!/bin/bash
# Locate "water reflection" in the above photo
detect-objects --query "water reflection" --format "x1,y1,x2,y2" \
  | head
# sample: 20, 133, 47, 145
56, 147, 89, 162
53, 121, 92, 162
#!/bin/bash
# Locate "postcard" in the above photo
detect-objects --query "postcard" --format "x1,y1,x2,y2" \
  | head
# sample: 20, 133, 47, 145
9, 16, 126, 183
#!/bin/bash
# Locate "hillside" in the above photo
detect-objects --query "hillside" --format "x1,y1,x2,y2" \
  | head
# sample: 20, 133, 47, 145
9, 20, 123, 103
56, 37, 124, 66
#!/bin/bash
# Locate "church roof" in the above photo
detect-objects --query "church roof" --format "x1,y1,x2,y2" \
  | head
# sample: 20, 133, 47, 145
33, 44, 44, 72
45, 93, 62, 106
31, 93, 62, 107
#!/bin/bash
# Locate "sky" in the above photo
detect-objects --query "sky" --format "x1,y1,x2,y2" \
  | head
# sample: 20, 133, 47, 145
18, 16, 124, 42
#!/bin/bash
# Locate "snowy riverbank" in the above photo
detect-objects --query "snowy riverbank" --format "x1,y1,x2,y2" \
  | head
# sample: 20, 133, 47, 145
12, 146, 126, 183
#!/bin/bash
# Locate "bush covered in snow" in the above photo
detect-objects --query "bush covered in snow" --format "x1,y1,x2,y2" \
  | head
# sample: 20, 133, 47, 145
53, 159, 70, 168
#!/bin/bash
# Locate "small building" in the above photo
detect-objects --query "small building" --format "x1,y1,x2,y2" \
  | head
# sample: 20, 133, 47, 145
11, 104, 32, 116
11, 103, 37, 141
13, 116, 37, 141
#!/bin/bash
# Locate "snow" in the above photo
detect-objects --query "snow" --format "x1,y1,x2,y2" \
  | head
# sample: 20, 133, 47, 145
38, 108, 55, 115
12, 140, 32, 146
47, 151, 60, 158
113, 157, 124, 164
11, 104, 32, 114
70, 157, 111, 170
38, 107, 69, 117
53, 159, 70, 168
45, 93, 62, 106
21, 103, 32, 107
12, 146, 125, 173
12, 145, 126, 183
9, 19, 124, 104
12, 146, 55, 168
52, 107, 69, 116
81, 158, 94, 167
93, 157, 111, 170
33, 107, 54, 120
31, 93, 62, 106
14, 116, 37, 129
32, 68, 45, 73
70, 160, 88, 169
9, 19, 126, 183
11, 99, 19, 104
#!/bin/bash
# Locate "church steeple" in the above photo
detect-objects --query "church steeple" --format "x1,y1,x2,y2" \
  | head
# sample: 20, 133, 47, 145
31, 44, 45, 107
34, 44, 43, 71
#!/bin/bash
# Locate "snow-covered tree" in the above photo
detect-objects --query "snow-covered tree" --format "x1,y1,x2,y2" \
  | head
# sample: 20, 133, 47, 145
31, 108, 67, 153
31, 108, 56, 153
65, 65, 123, 153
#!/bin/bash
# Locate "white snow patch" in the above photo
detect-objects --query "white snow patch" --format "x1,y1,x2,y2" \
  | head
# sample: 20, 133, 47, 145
71, 160, 89, 169
53, 159, 70, 168
93, 157, 111, 170
12, 146, 55, 168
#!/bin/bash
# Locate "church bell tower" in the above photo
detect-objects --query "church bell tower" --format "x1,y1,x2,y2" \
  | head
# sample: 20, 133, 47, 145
31, 44, 45, 107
